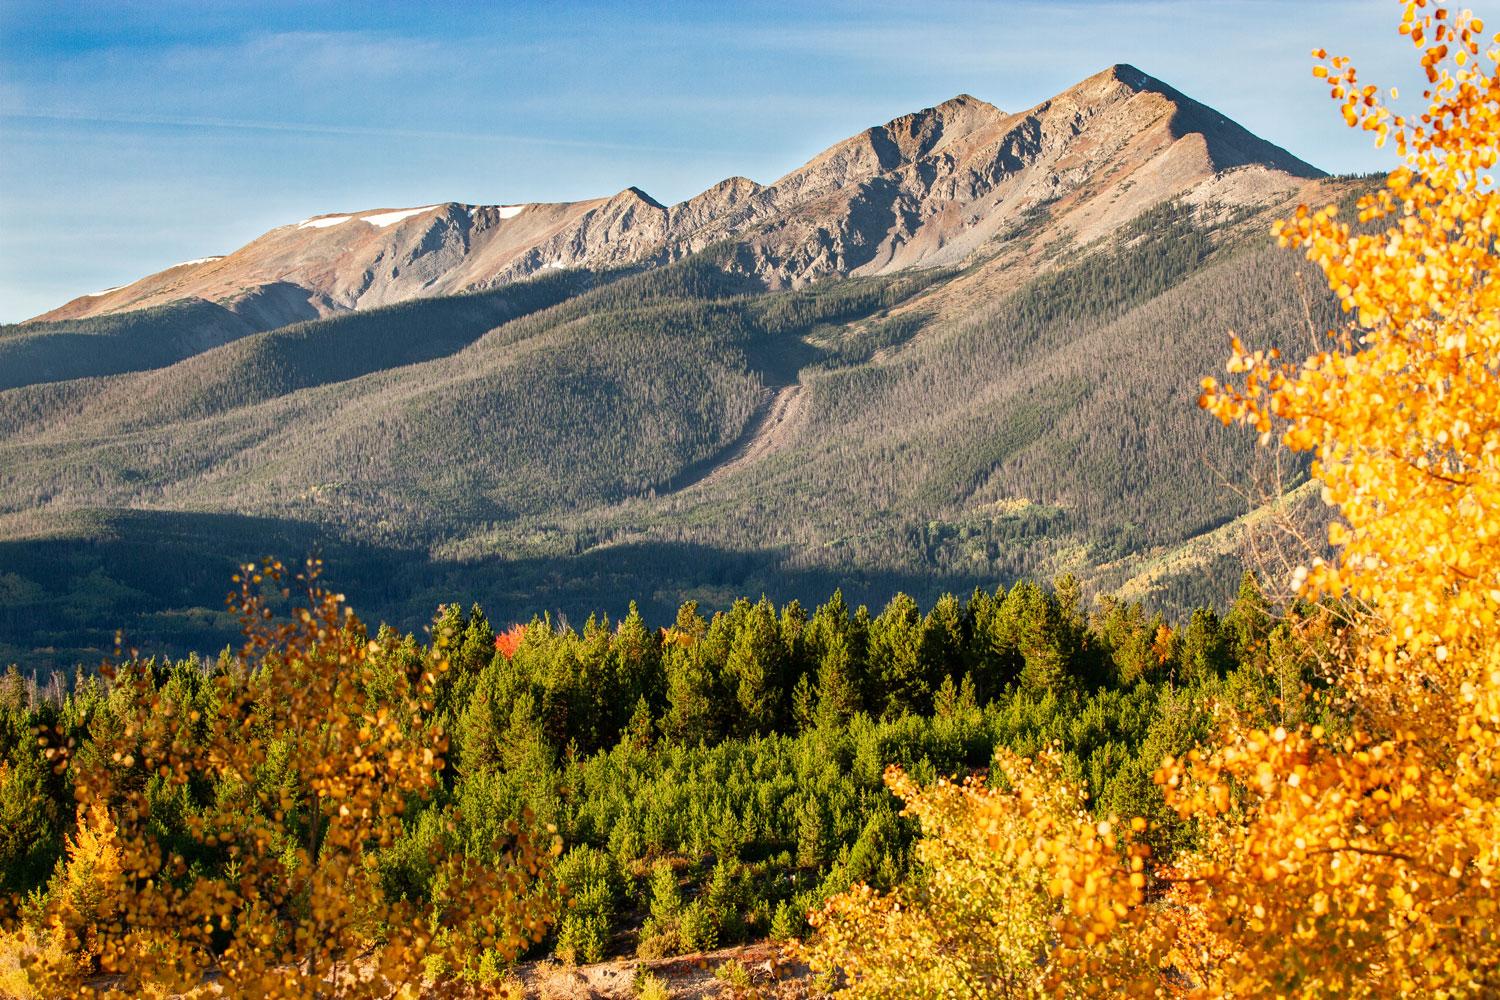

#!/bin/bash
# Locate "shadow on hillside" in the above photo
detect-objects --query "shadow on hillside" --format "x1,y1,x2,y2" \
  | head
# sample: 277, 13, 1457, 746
0, 508, 1002, 675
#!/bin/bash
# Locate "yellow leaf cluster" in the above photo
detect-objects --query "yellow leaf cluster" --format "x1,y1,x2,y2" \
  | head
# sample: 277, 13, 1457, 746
810, 2, 1500, 994
17, 559, 557, 998
802, 752, 1161, 997
1190, 2, 1500, 991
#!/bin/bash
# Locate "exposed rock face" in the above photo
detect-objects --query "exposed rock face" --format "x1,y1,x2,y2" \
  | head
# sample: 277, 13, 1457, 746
686, 65, 1322, 286
33, 65, 1324, 327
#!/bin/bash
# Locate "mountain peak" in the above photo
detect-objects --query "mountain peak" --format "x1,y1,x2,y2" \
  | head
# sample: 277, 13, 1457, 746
1099, 63, 1159, 91
703, 176, 762, 196
932, 92, 993, 113
910, 92, 1004, 126
1057, 63, 1170, 107
619, 186, 666, 209
819, 92, 1005, 177
1051, 64, 1325, 179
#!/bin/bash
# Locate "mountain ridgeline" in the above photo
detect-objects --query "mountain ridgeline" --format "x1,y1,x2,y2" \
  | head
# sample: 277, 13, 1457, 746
0, 66, 1355, 668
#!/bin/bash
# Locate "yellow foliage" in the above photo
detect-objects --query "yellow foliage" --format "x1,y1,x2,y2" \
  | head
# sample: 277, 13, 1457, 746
0, 809, 129, 996
52, 808, 125, 968
1188, 1, 1500, 992
0, 923, 75, 1000
802, 752, 1159, 997
20, 559, 558, 998
812, 2, 1500, 995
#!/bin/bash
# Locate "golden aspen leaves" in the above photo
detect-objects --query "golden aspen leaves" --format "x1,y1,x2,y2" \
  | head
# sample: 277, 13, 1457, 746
809, 3, 1500, 996
17, 559, 555, 998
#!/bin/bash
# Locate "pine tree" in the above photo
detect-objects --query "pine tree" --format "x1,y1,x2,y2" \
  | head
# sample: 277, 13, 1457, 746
917, 594, 967, 697
662, 644, 718, 745
1223, 570, 1273, 669
722, 599, 785, 734
868, 593, 926, 718
609, 601, 660, 731
1177, 607, 1231, 686
813, 631, 863, 729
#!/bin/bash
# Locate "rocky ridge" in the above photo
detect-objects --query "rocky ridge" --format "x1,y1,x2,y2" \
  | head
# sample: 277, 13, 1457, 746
32, 65, 1323, 330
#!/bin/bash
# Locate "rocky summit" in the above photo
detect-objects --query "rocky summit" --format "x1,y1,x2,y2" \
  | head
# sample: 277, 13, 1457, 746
35, 66, 1321, 330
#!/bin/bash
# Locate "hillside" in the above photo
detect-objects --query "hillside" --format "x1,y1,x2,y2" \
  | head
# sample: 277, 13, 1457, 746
0, 66, 1354, 668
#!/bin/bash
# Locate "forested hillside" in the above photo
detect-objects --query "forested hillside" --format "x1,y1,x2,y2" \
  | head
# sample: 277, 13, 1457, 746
0, 65, 1364, 670
0, 301, 258, 391
0, 188, 1358, 670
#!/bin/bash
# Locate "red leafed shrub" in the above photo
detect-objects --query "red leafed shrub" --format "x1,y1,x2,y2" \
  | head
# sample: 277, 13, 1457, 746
494, 624, 526, 659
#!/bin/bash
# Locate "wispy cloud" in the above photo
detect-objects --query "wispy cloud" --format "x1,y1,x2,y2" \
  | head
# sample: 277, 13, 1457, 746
0, 109, 708, 155
236, 30, 447, 79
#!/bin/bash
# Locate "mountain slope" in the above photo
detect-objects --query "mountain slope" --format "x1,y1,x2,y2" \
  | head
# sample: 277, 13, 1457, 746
0, 68, 1358, 669
0, 301, 256, 390
34, 197, 651, 328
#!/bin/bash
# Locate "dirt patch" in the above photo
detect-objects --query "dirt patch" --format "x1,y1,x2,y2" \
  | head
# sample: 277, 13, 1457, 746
701, 386, 805, 488
516, 941, 822, 999
670, 385, 807, 493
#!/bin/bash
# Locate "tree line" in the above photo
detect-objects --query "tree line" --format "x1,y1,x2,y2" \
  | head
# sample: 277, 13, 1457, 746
0, 569, 1325, 991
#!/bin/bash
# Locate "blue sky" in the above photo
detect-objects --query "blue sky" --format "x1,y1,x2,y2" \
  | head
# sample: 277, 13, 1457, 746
0, 0, 1467, 321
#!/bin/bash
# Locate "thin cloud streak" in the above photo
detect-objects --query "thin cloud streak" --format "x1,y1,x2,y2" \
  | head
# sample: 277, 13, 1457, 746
1, 110, 708, 156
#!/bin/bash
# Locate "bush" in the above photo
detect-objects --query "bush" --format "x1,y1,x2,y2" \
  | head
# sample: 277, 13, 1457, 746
633, 969, 672, 1000
769, 899, 802, 942
714, 957, 752, 990
554, 845, 621, 964
677, 899, 718, 953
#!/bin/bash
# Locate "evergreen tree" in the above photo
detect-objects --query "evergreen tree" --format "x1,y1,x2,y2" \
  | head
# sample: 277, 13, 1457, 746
998, 582, 1072, 696
1177, 607, 1231, 685
791, 672, 817, 732
868, 593, 927, 718
609, 601, 661, 729
1223, 571, 1273, 669
813, 631, 863, 729
662, 644, 719, 745
917, 594, 967, 697
723, 599, 785, 734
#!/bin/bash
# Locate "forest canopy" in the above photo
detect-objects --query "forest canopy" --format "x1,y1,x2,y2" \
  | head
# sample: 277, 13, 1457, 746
0, 569, 1299, 996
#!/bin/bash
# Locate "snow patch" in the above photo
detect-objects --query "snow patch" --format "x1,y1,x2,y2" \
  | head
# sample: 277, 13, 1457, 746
362, 206, 439, 228
81, 285, 125, 298
172, 256, 224, 268
497, 204, 526, 219
298, 215, 352, 229
544, 260, 567, 270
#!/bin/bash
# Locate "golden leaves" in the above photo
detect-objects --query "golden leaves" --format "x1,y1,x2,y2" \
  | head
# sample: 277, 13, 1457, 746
1207, 1, 1500, 675
802, 752, 1162, 996
809, 5, 1500, 997
1183, 6, 1500, 989
17, 559, 556, 998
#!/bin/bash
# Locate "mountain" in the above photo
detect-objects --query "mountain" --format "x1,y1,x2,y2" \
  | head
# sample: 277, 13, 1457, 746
31, 65, 1319, 332
0, 67, 1355, 669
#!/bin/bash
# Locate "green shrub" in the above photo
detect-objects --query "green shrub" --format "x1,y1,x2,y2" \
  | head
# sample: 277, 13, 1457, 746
714, 957, 752, 989
554, 845, 621, 963
769, 899, 801, 941
677, 899, 718, 953
633, 969, 673, 1000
